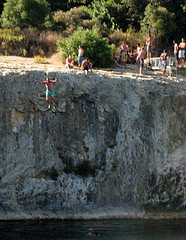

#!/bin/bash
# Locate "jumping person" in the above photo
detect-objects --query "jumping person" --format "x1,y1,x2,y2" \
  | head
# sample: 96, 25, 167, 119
35, 77, 57, 109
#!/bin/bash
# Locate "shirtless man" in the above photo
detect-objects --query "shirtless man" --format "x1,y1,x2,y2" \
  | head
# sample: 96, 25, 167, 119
160, 50, 169, 77
178, 38, 185, 67
35, 77, 57, 109
120, 41, 128, 67
82, 58, 92, 79
146, 35, 152, 63
66, 55, 74, 69
78, 45, 84, 69
139, 47, 145, 75
173, 40, 179, 67
136, 43, 141, 66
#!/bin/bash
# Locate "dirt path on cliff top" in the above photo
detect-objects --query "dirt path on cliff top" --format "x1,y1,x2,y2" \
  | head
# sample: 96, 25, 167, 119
0, 54, 185, 81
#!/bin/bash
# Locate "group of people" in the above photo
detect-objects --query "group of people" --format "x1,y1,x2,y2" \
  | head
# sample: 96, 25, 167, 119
66, 36, 185, 78
173, 38, 185, 68
35, 46, 93, 110
35, 37, 185, 110
160, 38, 185, 76
65, 45, 92, 79
117, 36, 185, 76
117, 36, 151, 75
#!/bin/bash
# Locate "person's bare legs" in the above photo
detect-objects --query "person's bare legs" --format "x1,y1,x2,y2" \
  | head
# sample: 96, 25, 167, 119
46, 96, 50, 108
51, 96, 56, 107
163, 68, 166, 76
85, 70, 89, 79
181, 58, 184, 67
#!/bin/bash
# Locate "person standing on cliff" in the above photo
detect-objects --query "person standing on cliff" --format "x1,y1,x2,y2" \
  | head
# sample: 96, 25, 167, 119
78, 45, 84, 69
160, 50, 169, 77
35, 77, 57, 109
120, 41, 128, 67
146, 34, 152, 65
173, 40, 179, 67
178, 38, 185, 67
139, 47, 145, 75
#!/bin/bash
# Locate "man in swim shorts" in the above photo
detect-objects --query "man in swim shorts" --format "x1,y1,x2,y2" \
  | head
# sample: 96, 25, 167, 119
35, 77, 57, 109
78, 45, 84, 69
139, 47, 145, 75
136, 43, 141, 67
178, 38, 185, 67
160, 50, 169, 77
146, 35, 152, 65
120, 41, 128, 67
173, 40, 178, 67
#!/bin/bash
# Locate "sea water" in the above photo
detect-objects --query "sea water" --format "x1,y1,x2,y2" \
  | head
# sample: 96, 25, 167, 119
0, 219, 185, 240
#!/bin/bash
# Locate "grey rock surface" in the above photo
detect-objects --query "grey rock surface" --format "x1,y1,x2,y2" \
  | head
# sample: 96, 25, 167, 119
0, 58, 185, 219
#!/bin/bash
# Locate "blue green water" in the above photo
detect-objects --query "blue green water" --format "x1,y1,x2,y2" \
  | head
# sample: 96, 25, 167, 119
0, 219, 185, 240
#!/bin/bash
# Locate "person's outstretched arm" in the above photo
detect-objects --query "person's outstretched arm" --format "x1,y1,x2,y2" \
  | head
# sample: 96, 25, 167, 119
34, 79, 46, 83
50, 78, 57, 83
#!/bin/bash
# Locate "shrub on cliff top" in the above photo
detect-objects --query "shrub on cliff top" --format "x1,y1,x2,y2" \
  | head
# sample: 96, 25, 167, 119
57, 27, 115, 68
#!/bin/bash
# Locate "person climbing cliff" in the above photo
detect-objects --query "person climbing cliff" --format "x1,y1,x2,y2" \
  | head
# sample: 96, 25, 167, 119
35, 77, 57, 109
82, 58, 92, 79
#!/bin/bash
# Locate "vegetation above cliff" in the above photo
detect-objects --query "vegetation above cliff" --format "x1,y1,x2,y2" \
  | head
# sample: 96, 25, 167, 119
0, 0, 185, 66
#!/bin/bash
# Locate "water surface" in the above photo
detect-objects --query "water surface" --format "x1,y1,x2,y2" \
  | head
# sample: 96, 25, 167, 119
0, 219, 185, 240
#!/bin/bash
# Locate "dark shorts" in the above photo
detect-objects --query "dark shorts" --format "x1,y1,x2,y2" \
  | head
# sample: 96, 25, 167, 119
78, 56, 84, 64
174, 52, 178, 60
147, 46, 152, 52
162, 60, 167, 69
83, 66, 89, 71
140, 59, 144, 68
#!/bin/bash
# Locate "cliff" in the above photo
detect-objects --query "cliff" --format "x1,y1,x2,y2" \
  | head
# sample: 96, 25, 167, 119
0, 57, 185, 220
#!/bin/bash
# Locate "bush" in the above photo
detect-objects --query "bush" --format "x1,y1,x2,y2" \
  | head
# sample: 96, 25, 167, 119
53, 6, 89, 34
39, 30, 63, 55
108, 29, 125, 47
123, 26, 146, 51
0, 28, 29, 56
82, 18, 101, 29
57, 27, 115, 67
34, 55, 48, 64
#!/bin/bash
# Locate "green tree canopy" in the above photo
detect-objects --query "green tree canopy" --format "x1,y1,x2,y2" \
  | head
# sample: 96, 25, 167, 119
141, 3, 176, 52
1, 0, 51, 29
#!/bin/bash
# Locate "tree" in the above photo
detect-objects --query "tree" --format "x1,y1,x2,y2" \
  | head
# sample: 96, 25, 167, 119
148, 0, 186, 37
122, 0, 149, 30
89, 0, 116, 29
1, 0, 51, 29
141, 4, 176, 53
0, 0, 6, 16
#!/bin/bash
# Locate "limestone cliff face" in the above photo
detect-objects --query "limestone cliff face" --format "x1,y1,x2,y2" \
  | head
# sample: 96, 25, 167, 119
0, 63, 185, 219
